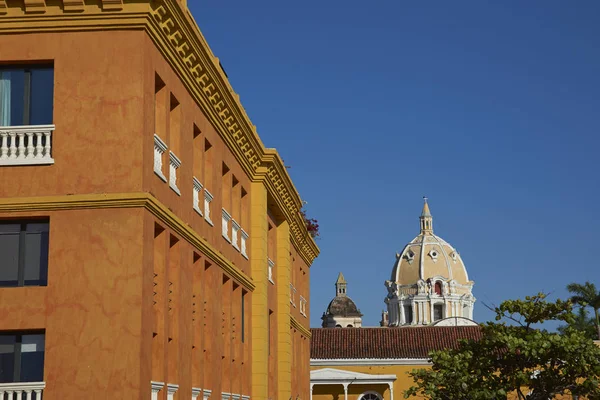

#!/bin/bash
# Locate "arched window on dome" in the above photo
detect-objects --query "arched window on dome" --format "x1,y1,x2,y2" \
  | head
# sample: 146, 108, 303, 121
335, 324, 342, 328
434, 281, 442, 296
347, 324, 353, 328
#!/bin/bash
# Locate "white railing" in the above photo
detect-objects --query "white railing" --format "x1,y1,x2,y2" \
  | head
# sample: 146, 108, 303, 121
166, 383, 178, 400
193, 177, 203, 215
153, 134, 167, 182
240, 229, 249, 259
169, 151, 181, 195
0, 382, 45, 400
231, 219, 240, 250
0, 125, 54, 166
204, 189, 214, 225
192, 387, 202, 400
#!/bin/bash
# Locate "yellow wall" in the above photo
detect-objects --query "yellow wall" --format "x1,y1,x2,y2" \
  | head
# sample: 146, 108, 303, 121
311, 364, 427, 400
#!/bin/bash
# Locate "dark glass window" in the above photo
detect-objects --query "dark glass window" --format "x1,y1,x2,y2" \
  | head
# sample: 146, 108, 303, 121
0, 220, 49, 287
0, 332, 45, 383
404, 305, 413, 324
434, 304, 444, 321
0, 66, 54, 126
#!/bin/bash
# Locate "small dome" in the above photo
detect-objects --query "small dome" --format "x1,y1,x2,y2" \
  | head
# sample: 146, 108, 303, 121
325, 296, 363, 317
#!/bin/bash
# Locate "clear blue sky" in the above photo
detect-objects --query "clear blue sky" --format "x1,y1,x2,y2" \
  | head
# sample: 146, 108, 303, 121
189, 1, 600, 327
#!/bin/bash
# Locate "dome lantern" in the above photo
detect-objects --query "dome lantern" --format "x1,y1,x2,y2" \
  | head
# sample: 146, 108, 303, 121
420, 196, 433, 234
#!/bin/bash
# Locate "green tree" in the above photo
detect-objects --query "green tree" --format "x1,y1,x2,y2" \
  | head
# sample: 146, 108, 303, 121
404, 293, 600, 400
557, 306, 596, 340
567, 281, 600, 340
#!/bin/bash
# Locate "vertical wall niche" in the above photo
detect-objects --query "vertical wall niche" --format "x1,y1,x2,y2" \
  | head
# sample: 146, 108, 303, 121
204, 139, 213, 189
221, 163, 231, 212
193, 124, 202, 180
152, 223, 166, 382
191, 252, 203, 388
241, 187, 249, 229
154, 74, 167, 137
203, 260, 213, 390
232, 175, 241, 221
169, 94, 181, 156
168, 234, 180, 380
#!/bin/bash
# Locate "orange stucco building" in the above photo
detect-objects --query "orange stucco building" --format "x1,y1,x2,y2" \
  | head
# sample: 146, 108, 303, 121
0, 1, 318, 399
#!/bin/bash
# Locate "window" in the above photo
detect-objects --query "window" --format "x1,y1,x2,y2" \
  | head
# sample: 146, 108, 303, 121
0, 332, 45, 383
404, 304, 413, 324
0, 66, 53, 126
434, 281, 442, 295
0, 221, 49, 287
434, 304, 444, 321
358, 392, 382, 400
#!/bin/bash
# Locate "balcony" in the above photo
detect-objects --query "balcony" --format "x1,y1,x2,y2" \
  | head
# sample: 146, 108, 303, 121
0, 382, 45, 400
0, 125, 54, 166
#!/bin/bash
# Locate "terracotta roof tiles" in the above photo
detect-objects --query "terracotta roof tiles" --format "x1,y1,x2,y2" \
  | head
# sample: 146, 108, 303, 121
310, 326, 482, 359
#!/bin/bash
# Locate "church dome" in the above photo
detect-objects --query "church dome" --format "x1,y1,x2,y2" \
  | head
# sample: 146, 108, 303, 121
322, 272, 364, 328
390, 200, 471, 287
326, 296, 362, 317
384, 199, 476, 327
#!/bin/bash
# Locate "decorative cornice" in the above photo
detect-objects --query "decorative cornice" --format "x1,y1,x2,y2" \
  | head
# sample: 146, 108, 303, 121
62, 0, 84, 12
290, 315, 311, 338
0, 0, 319, 265
24, 0, 45, 14
0, 193, 255, 291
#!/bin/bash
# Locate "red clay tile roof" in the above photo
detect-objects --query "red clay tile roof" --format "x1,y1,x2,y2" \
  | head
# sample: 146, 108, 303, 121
311, 326, 482, 359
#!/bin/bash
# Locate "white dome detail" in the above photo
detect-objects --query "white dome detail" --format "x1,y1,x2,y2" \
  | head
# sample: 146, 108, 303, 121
384, 199, 476, 327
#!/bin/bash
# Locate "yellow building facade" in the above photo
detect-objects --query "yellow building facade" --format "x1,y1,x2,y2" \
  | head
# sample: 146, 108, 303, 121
0, 0, 317, 399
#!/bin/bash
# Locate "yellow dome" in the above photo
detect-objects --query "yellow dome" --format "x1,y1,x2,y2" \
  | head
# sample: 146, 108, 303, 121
384, 199, 476, 327
391, 233, 470, 286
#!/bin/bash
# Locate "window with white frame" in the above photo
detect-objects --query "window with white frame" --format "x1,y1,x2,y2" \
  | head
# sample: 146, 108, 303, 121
299, 296, 307, 317
267, 258, 275, 284
358, 392, 382, 400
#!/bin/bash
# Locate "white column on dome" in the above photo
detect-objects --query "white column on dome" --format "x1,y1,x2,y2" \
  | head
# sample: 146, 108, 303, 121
399, 300, 405, 325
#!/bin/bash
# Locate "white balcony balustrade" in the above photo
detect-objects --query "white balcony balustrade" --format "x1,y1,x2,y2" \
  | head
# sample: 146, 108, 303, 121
193, 177, 203, 215
151, 381, 164, 400
231, 219, 240, 251
192, 387, 203, 400
240, 229, 249, 259
222, 208, 231, 242
204, 189, 214, 225
169, 151, 181, 195
166, 383, 179, 400
0, 382, 45, 400
153, 134, 167, 182
0, 125, 54, 166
